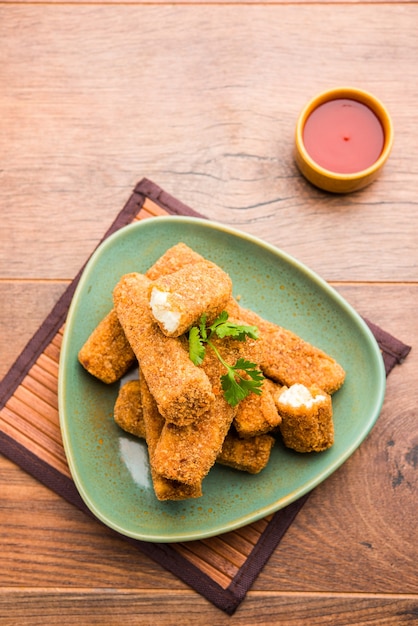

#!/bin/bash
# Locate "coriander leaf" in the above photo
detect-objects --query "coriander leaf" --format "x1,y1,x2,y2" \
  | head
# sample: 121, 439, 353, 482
208, 310, 228, 332
221, 370, 250, 406
220, 358, 264, 407
189, 311, 263, 406
189, 326, 206, 365
234, 358, 265, 381
214, 321, 259, 341
208, 311, 259, 341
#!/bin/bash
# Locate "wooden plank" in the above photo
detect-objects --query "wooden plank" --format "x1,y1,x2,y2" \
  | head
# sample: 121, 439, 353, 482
0, 6, 417, 282
2, 0, 416, 4
0, 589, 417, 625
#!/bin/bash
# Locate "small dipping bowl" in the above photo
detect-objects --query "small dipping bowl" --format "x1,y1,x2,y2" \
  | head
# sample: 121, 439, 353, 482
295, 87, 394, 193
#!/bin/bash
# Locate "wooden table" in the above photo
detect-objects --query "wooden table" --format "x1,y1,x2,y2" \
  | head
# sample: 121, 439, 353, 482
1, 2, 417, 624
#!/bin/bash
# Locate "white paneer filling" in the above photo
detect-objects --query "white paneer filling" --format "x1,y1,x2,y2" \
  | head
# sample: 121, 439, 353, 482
279, 384, 326, 409
149, 288, 181, 333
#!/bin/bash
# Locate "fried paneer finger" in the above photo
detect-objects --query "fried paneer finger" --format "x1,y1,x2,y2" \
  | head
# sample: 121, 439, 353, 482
114, 379, 145, 438
217, 430, 275, 474
78, 309, 136, 384
114, 380, 273, 477
226, 300, 345, 395
151, 334, 246, 485
145, 242, 204, 280
113, 272, 214, 426
139, 374, 202, 501
233, 378, 282, 438
276, 383, 334, 452
149, 260, 232, 337
78, 243, 204, 383
151, 331, 260, 485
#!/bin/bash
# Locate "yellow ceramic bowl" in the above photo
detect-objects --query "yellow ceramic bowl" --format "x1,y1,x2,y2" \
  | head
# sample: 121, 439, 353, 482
295, 87, 394, 194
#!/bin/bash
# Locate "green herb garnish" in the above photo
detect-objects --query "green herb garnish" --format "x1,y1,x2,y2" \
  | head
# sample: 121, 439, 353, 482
188, 311, 264, 406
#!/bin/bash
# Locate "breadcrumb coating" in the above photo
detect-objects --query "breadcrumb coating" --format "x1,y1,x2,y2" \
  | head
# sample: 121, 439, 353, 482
149, 260, 232, 337
113, 272, 214, 426
276, 383, 334, 452
114, 379, 145, 438
78, 243, 205, 383
226, 300, 345, 395
145, 242, 204, 281
234, 378, 282, 438
114, 376, 272, 480
81, 242, 344, 499
151, 334, 243, 485
139, 373, 202, 500
78, 309, 136, 384
217, 430, 275, 474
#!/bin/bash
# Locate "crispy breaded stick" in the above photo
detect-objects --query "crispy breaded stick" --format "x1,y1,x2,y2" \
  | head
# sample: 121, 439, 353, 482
145, 242, 204, 280
217, 430, 275, 474
226, 300, 345, 394
233, 378, 282, 438
114, 380, 272, 476
151, 392, 235, 485
114, 379, 145, 438
149, 260, 232, 337
78, 309, 136, 384
78, 243, 204, 383
276, 383, 334, 452
113, 272, 214, 426
139, 374, 202, 500
151, 333, 258, 485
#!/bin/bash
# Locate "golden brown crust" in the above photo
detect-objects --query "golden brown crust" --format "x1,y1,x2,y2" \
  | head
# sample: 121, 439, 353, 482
217, 430, 276, 474
139, 374, 203, 500
234, 378, 282, 438
81, 243, 345, 499
78, 243, 206, 384
151, 334, 240, 485
227, 301, 345, 394
149, 260, 232, 337
113, 272, 214, 426
145, 242, 204, 280
113, 378, 273, 480
77, 309, 136, 384
276, 384, 334, 453
113, 379, 145, 438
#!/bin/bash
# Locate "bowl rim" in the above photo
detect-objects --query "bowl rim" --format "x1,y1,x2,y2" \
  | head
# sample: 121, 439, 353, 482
295, 86, 394, 182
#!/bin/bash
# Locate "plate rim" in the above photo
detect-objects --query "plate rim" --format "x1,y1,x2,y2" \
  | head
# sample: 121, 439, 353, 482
58, 216, 386, 542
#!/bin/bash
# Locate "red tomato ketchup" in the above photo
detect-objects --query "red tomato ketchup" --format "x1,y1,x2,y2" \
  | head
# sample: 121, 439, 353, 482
302, 98, 385, 174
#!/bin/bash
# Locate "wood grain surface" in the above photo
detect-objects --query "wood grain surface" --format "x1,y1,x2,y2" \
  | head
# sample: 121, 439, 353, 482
0, 2, 417, 624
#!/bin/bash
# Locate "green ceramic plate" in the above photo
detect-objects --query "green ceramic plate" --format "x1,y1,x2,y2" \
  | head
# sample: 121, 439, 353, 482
58, 216, 385, 542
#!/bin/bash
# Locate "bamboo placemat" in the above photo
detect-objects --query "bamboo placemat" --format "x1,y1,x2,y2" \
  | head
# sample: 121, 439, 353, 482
0, 178, 411, 614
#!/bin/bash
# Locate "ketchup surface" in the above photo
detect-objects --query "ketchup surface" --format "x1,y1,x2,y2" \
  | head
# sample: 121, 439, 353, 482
303, 98, 385, 174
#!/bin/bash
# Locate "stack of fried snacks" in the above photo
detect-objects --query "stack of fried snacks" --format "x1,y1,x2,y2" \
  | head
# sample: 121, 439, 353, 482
139, 373, 203, 500
78, 243, 204, 384
78, 242, 346, 501
115, 379, 276, 477
150, 334, 241, 485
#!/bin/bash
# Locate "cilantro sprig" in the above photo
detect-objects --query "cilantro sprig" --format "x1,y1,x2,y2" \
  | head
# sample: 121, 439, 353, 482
188, 311, 264, 407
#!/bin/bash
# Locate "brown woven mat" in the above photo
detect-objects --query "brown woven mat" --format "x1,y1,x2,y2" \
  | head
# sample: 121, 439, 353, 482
0, 178, 411, 614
